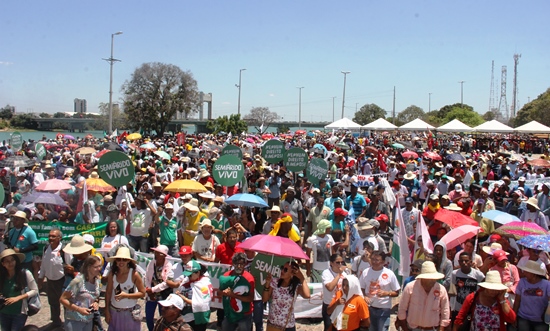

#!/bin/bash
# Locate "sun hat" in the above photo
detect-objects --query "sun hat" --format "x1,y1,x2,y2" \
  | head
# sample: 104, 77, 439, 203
213, 196, 224, 203
179, 246, 193, 255
526, 197, 540, 210
208, 207, 220, 219
199, 191, 216, 199
107, 246, 137, 263
482, 242, 509, 255
286, 186, 296, 193
518, 260, 547, 276
164, 203, 174, 210
199, 169, 210, 179
0, 249, 25, 263
354, 217, 373, 231
429, 193, 439, 201
478, 270, 508, 290
444, 203, 462, 211
492, 249, 509, 262
415, 261, 445, 280
12, 210, 28, 221
63, 235, 94, 255
204, 182, 214, 190
183, 260, 202, 276
367, 219, 380, 228
404, 171, 416, 180
151, 245, 169, 256
314, 219, 332, 235
153, 182, 162, 188
158, 293, 184, 311
266, 205, 282, 218
199, 218, 213, 229
183, 198, 200, 212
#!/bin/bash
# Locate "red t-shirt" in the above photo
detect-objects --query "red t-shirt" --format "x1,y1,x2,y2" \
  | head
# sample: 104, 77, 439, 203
215, 242, 244, 265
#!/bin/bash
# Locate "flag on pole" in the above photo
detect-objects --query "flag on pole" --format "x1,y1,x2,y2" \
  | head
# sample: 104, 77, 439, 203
77, 180, 88, 214
416, 214, 434, 254
391, 199, 411, 283
110, 129, 118, 139
377, 150, 388, 172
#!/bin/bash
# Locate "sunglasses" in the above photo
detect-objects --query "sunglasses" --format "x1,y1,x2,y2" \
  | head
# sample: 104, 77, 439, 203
334, 261, 346, 265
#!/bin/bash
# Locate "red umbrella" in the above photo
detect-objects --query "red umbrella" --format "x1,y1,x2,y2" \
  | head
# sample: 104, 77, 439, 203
365, 146, 378, 154
402, 151, 418, 159
434, 208, 478, 228
262, 133, 274, 140
423, 151, 442, 161
295, 130, 306, 135
67, 143, 79, 149
238, 234, 309, 260
85, 134, 94, 139
528, 158, 550, 168
95, 149, 110, 158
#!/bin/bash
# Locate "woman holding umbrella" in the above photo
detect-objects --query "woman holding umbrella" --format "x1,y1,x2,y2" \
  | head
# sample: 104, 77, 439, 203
262, 260, 310, 331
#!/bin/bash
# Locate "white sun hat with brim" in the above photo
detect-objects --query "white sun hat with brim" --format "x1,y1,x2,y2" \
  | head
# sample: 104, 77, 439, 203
444, 203, 462, 211
518, 260, 547, 277
63, 235, 93, 255
525, 197, 540, 210
107, 246, 137, 263
478, 270, 509, 290
183, 198, 200, 212
482, 243, 509, 255
415, 261, 445, 280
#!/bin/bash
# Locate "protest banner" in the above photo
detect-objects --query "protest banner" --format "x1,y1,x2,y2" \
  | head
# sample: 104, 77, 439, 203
97, 151, 135, 187
284, 148, 308, 172
261, 140, 285, 163
212, 155, 244, 186
10, 131, 22, 151
35, 142, 47, 160
221, 144, 243, 159
28, 221, 107, 254
306, 158, 328, 185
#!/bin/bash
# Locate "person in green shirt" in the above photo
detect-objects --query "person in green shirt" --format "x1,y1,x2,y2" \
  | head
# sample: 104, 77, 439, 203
158, 203, 178, 257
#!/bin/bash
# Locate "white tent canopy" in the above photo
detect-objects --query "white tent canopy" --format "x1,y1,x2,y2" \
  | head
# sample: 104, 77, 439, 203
399, 118, 435, 131
473, 120, 513, 133
514, 120, 550, 133
437, 119, 473, 132
324, 117, 362, 130
362, 118, 397, 130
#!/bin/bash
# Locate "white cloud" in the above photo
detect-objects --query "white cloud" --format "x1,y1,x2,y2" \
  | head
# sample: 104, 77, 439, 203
269, 93, 275, 97
0, 61, 14, 66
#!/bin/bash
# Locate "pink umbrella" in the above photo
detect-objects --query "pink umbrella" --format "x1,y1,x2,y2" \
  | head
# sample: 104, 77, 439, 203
239, 234, 309, 260
495, 221, 548, 240
440, 225, 481, 249
423, 151, 442, 161
35, 179, 73, 192
246, 138, 254, 143
402, 151, 418, 159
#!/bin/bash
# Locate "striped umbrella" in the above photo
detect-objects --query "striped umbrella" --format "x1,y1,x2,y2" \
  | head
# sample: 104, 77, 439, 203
495, 221, 548, 240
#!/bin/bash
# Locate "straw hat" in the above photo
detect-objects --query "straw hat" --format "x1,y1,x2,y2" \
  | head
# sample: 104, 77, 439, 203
354, 217, 374, 231
478, 270, 508, 290
526, 197, 540, 210
107, 246, 136, 263
183, 198, 200, 212
63, 235, 93, 255
0, 249, 25, 263
199, 169, 211, 179
266, 205, 282, 218
482, 243, 509, 255
518, 260, 547, 276
415, 261, 445, 280
199, 191, 216, 199
404, 171, 416, 180
199, 218, 213, 229
151, 245, 169, 256
12, 210, 28, 222
444, 203, 462, 211
213, 196, 224, 203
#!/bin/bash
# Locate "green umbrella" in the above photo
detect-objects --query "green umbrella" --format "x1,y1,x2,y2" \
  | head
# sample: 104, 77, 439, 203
154, 150, 171, 160
391, 143, 405, 149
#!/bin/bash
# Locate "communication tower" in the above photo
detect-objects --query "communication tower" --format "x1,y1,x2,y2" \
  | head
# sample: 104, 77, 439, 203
497, 66, 508, 121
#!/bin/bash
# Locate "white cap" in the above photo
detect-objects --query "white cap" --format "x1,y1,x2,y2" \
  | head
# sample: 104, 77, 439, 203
455, 184, 462, 192
83, 234, 95, 245
158, 293, 184, 310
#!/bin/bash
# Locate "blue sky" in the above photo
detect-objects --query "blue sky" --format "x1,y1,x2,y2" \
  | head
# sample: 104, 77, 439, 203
1, 1, 549, 124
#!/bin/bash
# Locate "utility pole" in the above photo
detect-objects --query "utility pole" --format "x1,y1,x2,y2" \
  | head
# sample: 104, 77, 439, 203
459, 81, 465, 107
332, 97, 336, 122
392, 86, 396, 124
429, 92, 432, 113
104, 31, 123, 135
236, 68, 246, 115
341, 71, 350, 119
297, 87, 304, 128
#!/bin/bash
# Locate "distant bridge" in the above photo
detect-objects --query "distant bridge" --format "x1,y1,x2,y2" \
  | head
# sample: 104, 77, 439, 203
34, 118, 331, 133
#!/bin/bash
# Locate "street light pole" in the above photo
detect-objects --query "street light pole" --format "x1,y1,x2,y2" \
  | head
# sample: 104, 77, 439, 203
297, 87, 304, 128
236, 68, 246, 115
104, 31, 123, 135
341, 71, 350, 119
332, 97, 336, 122
429, 92, 432, 112
459, 81, 465, 107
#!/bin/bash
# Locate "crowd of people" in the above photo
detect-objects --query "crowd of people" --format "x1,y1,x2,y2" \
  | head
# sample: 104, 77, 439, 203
0, 129, 549, 331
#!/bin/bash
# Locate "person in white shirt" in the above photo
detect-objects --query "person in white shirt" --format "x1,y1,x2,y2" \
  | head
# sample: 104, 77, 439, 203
341, 168, 358, 197
37, 229, 67, 328
127, 195, 157, 253
520, 197, 548, 231
192, 219, 220, 263
306, 219, 336, 283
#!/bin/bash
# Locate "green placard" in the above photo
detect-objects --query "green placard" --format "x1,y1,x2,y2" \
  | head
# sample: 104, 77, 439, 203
250, 253, 288, 293
284, 148, 308, 172
35, 143, 47, 161
11, 131, 23, 152
97, 151, 135, 187
212, 154, 244, 186
221, 144, 243, 159
261, 139, 285, 163
306, 158, 329, 185
0, 184, 4, 206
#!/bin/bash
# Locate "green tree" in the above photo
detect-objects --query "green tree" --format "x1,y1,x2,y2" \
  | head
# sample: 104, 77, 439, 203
0, 105, 14, 120
53, 112, 67, 118
482, 111, 496, 121
10, 114, 38, 129
123, 62, 200, 135
277, 125, 290, 134
397, 105, 425, 124
243, 107, 279, 133
425, 110, 444, 127
442, 107, 485, 127
513, 88, 550, 126
438, 103, 474, 119
39, 112, 52, 118
353, 104, 386, 125
206, 114, 248, 134
96, 102, 128, 131
385, 117, 403, 126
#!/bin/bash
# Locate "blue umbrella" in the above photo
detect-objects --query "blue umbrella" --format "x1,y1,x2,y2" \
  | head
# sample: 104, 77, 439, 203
446, 153, 465, 162
311, 143, 328, 155
481, 210, 520, 225
21, 192, 68, 207
517, 234, 550, 252
225, 193, 269, 208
